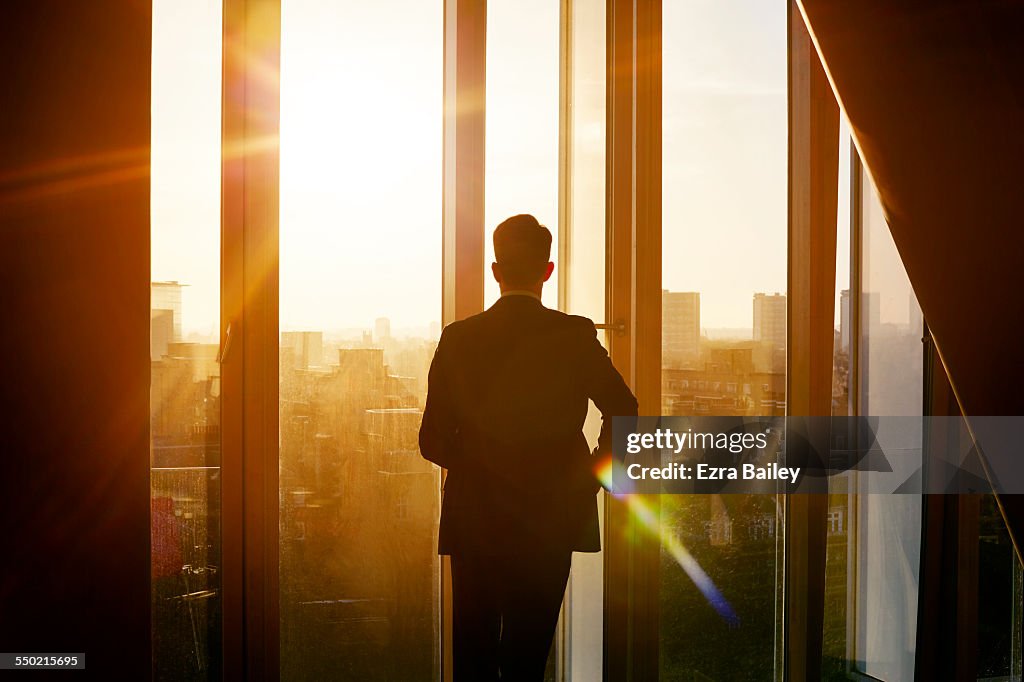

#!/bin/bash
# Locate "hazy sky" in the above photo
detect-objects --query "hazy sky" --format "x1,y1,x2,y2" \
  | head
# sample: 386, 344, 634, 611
152, 0, 865, 338
485, 0, 560, 310
151, 0, 222, 338
662, 0, 788, 329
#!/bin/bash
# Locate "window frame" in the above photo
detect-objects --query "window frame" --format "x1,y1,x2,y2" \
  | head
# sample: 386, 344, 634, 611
210, 1, 909, 680
220, 0, 282, 678
784, 1, 841, 681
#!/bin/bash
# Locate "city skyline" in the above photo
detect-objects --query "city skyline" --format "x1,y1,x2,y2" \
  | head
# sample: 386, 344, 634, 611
155, 279, 922, 347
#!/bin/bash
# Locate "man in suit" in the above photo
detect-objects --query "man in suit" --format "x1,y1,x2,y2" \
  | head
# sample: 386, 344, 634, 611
419, 214, 638, 680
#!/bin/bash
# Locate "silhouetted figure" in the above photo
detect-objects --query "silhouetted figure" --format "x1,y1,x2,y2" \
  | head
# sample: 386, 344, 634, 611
419, 214, 638, 680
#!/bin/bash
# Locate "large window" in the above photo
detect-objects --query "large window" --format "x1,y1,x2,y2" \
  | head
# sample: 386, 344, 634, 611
150, 1, 224, 679
660, 1, 787, 678
278, 1, 443, 678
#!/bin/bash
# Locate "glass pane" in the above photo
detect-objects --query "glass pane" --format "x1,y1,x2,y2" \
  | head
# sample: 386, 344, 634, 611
977, 493, 1020, 679
822, 121, 852, 680
564, 0, 606, 325
854, 161, 923, 681
485, 0, 560, 309
562, 0, 606, 677
660, 0, 787, 678
279, 1, 443, 679
150, 1, 224, 679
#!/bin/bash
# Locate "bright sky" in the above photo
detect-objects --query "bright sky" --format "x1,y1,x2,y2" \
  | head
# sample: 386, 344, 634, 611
662, 0, 788, 330
152, 0, 863, 338
484, 0, 560, 310
151, 0, 222, 339
278, 0, 442, 334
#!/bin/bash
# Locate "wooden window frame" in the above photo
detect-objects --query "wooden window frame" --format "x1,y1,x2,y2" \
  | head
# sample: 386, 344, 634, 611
221, 0, 282, 679
440, 0, 487, 679
785, 1, 840, 681
603, 0, 662, 679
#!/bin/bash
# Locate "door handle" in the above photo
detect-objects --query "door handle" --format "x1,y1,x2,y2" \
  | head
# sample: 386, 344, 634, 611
594, 320, 627, 336
217, 322, 234, 364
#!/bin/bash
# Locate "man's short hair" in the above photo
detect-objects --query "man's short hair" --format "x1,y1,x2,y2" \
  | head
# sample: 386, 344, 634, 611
493, 214, 552, 287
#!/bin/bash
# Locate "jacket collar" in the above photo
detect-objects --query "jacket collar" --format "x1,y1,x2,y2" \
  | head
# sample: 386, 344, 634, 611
499, 289, 543, 302
489, 292, 546, 312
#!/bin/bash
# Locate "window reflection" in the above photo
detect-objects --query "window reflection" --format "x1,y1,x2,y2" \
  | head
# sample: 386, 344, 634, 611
661, 0, 787, 677
854, 159, 923, 681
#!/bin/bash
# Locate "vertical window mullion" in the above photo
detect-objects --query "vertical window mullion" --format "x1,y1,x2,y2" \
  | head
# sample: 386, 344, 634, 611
441, 1, 487, 679
785, 0, 840, 679
605, 0, 661, 679
221, 0, 282, 678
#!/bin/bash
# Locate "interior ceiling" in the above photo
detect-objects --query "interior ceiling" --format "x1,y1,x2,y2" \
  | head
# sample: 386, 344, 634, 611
797, 0, 1024, 546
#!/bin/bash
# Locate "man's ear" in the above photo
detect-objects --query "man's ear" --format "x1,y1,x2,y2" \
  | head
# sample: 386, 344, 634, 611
542, 261, 554, 282
491, 262, 503, 284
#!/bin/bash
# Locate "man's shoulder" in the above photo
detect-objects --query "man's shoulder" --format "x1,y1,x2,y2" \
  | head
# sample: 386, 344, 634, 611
439, 311, 484, 336
550, 310, 597, 335
440, 307, 596, 338
435, 313, 484, 348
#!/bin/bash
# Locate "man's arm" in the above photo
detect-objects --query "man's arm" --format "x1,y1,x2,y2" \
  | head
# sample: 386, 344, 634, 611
579, 319, 639, 462
419, 327, 460, 469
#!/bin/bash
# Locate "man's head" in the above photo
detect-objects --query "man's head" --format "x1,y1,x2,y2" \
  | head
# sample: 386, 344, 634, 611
492, 214, 554, 293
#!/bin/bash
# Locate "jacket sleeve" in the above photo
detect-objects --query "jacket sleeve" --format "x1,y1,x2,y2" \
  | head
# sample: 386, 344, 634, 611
579, 318, 639, 463
419, 326, 460, 470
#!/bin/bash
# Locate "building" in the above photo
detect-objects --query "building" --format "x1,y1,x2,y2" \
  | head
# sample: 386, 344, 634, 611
839, 288, 851, 353
661, 343, 786, 416
862, 291, 881, 335
374, 317, 391, 344
662, 290, 700, 367
151, 309, 173, 360
152, 281, 184, 342
281, 331, 324, 370
278, 343, 440, 680
753, 293, 786, 351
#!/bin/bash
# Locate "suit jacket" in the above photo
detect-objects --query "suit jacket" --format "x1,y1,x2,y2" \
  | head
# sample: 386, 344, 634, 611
419, 294, 638, 556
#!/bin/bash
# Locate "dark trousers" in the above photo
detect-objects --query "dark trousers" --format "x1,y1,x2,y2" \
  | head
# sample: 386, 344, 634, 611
451, 550, 572, 681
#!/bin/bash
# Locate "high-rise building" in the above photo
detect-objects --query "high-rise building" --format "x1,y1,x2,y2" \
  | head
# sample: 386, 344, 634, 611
281, 331, 324, 370
662, 290, 700, 367
151, 309, 173, 360
753, 293, 786, 350
839, 289, 851, 353
151, 281, 184, 342
862, 291, 881, 334
374, 317, 391, 344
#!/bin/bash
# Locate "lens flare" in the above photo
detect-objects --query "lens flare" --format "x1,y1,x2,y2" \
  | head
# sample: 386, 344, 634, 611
660, 522, 741, 628
631, 495, 739, 627
598, 455, 740, 627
